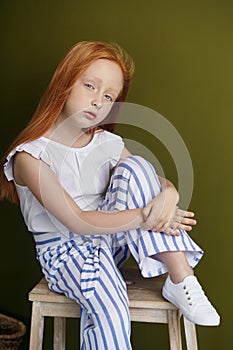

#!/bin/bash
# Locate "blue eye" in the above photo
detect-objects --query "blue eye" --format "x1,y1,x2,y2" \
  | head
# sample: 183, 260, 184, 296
104, 94, 113, 102
85, 83, 94, 90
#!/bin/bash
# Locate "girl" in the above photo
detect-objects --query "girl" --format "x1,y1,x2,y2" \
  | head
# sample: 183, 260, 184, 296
0, 41, 219, 349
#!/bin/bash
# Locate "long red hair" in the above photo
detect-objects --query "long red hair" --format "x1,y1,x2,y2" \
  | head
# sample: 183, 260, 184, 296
0, 41, 135, 203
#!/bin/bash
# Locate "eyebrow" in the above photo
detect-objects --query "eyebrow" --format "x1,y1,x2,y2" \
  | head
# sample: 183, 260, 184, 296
82, 73, 121, 95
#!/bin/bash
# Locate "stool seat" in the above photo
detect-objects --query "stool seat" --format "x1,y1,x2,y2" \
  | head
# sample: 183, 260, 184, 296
28, 266, 198, 350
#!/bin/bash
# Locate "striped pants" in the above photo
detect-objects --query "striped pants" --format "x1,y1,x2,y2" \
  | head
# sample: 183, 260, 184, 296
38, 156, 203, 350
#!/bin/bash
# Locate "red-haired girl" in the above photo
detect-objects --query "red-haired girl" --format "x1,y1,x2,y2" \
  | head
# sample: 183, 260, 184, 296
0, 41, 219, 349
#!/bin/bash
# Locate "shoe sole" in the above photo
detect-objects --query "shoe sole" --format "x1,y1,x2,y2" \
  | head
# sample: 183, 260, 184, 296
162, 287, 220, 326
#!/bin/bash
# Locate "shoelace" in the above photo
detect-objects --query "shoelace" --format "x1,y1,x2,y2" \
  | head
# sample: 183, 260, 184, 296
182, 280, 210, 307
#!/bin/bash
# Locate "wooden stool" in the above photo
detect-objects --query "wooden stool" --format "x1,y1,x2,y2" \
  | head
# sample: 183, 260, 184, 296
28, 266, 198, 350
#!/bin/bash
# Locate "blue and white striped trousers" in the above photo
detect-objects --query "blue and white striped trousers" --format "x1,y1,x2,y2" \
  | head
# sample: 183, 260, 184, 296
38, 156, 203, 350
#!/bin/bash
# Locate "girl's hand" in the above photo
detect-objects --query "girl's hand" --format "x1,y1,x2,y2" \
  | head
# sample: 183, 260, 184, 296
141, 185, 197, 236
141, 187, 179, 232
159, 208, 197, 236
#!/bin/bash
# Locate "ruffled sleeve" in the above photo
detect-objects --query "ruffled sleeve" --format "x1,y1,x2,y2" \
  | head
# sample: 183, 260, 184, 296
3, 138, 51, 182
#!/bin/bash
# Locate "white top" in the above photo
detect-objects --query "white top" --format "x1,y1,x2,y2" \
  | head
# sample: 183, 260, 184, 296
4, 130, 124, 251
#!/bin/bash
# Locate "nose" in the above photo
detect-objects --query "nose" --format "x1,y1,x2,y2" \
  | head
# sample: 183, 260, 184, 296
92, 102, 102, 109
92, 96, 103, 110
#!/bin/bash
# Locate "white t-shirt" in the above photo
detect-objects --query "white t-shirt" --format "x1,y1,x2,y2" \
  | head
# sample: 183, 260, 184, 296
4, 130, 124, 250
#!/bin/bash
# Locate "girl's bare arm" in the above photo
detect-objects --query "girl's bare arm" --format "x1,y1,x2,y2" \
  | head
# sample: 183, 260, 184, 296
14, 151, 196, 236
14, 152, 144, 235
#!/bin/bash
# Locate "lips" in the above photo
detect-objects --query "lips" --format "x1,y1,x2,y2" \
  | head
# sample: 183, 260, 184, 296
83, 110, 97, 120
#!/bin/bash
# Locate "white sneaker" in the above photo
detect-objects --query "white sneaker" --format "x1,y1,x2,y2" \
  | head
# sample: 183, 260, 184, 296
162, 275, 220, 326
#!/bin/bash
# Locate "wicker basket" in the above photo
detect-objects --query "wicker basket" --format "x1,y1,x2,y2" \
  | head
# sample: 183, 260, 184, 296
0, 314, 26, 350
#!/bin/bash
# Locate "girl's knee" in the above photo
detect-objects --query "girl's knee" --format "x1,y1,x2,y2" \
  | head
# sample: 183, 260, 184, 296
117, 155, 150, 170
115, 156, 162, 199
117, 156, 158, 179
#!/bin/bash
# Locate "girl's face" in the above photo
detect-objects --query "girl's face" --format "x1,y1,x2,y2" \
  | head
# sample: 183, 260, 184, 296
60, 59, 124, 128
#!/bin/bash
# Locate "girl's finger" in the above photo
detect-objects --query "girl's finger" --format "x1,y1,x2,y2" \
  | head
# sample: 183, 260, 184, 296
174, 216, 197, 226
159, 222, 170, 232
176, 208, 195, 218
164, 227, 180, 236
176, 223, 193, 231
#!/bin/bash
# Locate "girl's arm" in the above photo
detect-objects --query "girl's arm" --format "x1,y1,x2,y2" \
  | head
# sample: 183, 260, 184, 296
14, 151, 195, 236
14, 152, 144, 235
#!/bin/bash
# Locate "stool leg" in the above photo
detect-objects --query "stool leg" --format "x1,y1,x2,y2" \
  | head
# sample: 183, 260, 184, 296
54, 317, 66, 350
29, 301, 44, 350
167, 310, 182, 350
183, 317, 198, 350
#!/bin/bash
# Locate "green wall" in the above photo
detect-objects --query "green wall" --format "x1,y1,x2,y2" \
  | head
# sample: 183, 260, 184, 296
1, 1, 232, 348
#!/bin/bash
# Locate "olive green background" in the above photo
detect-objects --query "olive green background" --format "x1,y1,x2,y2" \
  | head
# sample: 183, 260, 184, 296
1, 0, 232, 349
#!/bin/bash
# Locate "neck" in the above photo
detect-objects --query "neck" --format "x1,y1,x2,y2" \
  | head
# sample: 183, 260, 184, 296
44, 114, 88, 148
